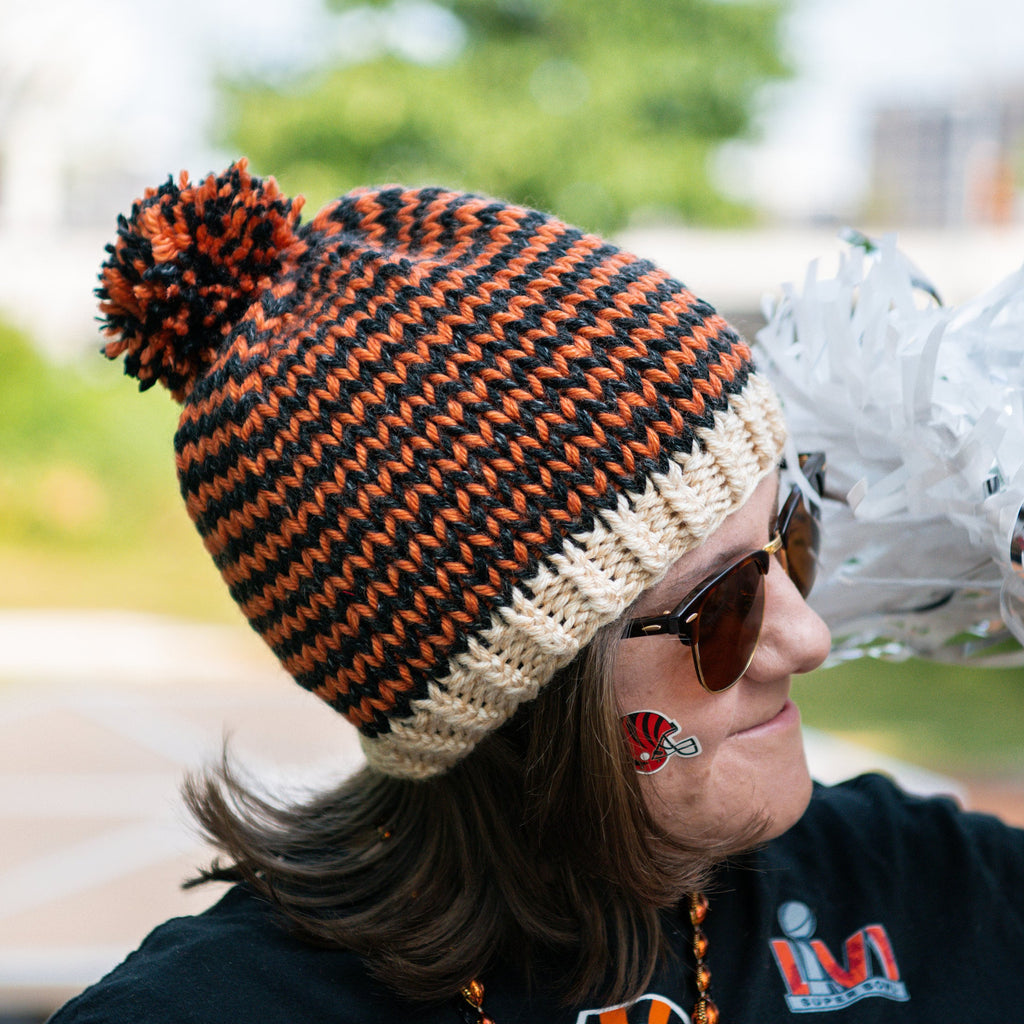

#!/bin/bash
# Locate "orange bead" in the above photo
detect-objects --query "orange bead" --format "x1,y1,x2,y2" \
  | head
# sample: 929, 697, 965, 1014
693, 996, 721, 1024
462, 979, 485, 1008
694, 932, 709, 958
689, 892, 709, 925
696, 965, 712, 991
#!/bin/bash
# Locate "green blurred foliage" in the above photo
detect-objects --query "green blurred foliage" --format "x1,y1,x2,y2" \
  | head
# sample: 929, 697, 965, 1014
221, 0, 788, 232
0, 322, 237, 620
0, 322, 174, 550
795, 658, 1024, 776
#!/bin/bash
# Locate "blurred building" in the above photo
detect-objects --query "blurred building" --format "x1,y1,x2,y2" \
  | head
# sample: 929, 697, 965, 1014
870, 89, 1024, 227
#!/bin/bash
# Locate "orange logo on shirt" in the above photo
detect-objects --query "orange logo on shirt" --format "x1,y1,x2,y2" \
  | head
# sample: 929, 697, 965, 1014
575, 993, 690, 1023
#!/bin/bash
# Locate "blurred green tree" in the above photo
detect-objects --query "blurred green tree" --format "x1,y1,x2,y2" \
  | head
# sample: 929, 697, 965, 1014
221, 0, 788, 232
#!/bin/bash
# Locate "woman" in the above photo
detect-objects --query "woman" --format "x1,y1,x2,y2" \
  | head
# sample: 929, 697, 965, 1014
51, 162, 1023, 1023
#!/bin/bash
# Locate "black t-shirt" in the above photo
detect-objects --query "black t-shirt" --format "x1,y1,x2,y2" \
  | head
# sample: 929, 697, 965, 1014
48, 774, 1024, 1022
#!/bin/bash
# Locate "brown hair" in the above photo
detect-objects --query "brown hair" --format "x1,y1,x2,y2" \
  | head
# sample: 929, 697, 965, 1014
184, 621, 763, 1007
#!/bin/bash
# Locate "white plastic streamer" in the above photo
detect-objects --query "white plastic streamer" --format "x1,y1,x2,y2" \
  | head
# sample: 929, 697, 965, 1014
757, 232, 1024, 667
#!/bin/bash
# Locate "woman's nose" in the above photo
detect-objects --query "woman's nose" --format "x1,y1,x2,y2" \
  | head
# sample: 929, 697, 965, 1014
745, 558, 832, 681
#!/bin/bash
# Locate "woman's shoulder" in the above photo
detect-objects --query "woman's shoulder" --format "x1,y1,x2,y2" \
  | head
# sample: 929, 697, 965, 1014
778, 771, 1024, 884
45, 885, 411, 1024
803, 771, 1014, 830
711, 775, 1024, 1019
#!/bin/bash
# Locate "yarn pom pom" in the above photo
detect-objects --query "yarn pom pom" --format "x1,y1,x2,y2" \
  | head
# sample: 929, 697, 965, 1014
758, 232, 1024, 667
97, 159, 305, 400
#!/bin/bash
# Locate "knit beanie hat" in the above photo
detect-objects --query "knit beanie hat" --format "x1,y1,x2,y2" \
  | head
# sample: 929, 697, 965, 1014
98, 160, 786, 779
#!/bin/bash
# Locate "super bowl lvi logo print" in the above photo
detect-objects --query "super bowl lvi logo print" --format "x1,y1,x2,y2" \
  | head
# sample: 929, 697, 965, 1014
575, 993, 691, 1023
769, 901, 910, 1012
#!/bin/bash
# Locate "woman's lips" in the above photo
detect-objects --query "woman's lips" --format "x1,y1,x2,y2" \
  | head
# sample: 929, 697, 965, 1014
731, 698, 799, 738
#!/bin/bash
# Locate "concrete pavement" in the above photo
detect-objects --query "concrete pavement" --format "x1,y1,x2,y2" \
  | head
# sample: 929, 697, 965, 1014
0, 611, 363, 1019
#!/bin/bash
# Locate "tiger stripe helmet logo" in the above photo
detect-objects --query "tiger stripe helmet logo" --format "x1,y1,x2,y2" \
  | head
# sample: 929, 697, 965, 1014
621, 711, 702, 773
575, 993, 691, 1023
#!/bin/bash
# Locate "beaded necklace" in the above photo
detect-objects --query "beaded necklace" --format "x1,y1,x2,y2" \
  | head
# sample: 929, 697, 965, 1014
688, 892, 719, 1024
457, 893, 716, 1023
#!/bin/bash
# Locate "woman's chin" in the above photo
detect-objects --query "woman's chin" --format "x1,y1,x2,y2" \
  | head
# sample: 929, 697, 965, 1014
759, 760, 814, 841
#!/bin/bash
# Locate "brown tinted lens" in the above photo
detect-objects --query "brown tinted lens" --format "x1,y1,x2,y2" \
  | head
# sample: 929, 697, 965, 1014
783, 496, 820, 598
691, 556, 766, 692
1011, 502, 1024, 577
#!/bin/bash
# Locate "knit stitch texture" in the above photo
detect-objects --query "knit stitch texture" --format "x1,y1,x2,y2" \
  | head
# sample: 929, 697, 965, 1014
98, 161, 785, 777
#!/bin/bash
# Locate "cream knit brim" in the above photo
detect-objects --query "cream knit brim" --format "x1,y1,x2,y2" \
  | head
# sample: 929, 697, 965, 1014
361, 374, 787, 778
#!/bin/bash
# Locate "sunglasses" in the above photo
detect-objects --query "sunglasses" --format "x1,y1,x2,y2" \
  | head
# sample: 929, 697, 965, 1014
621, 452, 825, 694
